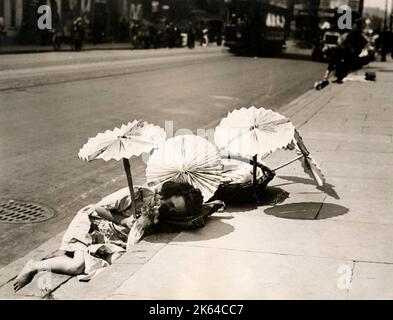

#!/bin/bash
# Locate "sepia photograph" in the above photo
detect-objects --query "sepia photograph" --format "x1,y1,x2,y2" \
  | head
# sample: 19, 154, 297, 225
0, 0, 392, 304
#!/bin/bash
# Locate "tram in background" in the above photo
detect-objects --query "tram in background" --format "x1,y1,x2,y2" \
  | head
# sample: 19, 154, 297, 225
224, 0, 291, 55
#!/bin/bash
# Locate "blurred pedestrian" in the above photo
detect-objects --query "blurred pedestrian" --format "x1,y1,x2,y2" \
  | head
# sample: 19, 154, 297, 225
200, 23, 209, 47
119, 17, 129, 42
380, 27, 393, 62
153, 23, 165, 48
336, 19, 367, 79
130, 20, 141, 48
0, 17, 6, 47
317, 19, 368, 85
173, 25, 182, 47
141, 23, 152, 49
340, 19, 367, 59
187, 23, 195, 49
167, 22, 175, 48
72, 17, 85, 51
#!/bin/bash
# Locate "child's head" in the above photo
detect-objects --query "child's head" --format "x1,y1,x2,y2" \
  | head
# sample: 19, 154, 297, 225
158, 181, 203, 217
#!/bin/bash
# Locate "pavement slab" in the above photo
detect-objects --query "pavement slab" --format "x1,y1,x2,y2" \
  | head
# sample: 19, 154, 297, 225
310, 150, 393, 166
346, 119, 393, 128
0, 232, 65, 287
0, 272, 71, 300
320, 162, 393, 180
349, 262, 393, 300
317, 197, 393, 225
301, 130, 392, 144
110, 245, 351, 300
170, 211, 393, 263
326, 177, 393, 200
337, 140, 393, 153
362, 127, 393, 136
301, 123, 363, 135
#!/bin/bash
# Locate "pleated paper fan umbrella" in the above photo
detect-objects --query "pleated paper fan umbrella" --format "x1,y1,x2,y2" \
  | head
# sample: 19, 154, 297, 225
300, 154, 325, 187
214, 106, 296, 161
272, 130, 326, 187
146, 134, 223, 201
78, 120, 166, 215
294, 130, 325, 186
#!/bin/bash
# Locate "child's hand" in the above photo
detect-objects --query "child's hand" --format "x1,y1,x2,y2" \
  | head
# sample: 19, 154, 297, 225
126, 215, 155, 249
122, 215, 137, 229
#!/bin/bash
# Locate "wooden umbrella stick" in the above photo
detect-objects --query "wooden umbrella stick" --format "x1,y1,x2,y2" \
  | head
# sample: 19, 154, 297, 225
272, 155, 304, 172
252, 155, 261, 204
252, 155, 258, 183
123, 158, 137, 217
294, 130, 310, 157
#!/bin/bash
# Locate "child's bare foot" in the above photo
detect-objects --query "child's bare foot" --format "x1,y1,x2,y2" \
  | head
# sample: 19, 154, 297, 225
13, 260, 37, 292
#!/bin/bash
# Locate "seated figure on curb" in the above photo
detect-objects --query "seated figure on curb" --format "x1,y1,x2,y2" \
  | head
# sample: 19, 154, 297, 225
14, 182, 223, 292
317, 18, 368, 87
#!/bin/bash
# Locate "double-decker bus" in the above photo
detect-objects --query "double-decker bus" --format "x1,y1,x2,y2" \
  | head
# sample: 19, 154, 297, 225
224, 0, 291, 54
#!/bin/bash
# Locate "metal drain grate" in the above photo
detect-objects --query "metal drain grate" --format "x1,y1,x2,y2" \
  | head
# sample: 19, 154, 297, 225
0, 200, 55, 224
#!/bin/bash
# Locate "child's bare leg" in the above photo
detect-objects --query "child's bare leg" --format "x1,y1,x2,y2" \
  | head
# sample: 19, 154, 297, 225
14, 250, 85, 292
33, 250, 85, 275
45, 250, 68, 259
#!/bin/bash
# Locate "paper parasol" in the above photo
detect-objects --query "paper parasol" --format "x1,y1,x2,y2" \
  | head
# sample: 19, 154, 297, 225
78, 120, 166, 215
146, 134, 223, 201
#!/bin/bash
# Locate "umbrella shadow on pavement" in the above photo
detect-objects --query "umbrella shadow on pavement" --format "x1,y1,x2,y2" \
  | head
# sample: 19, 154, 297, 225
264, 202, 349, 220
224, 186, 290, 214
277, 175, 340, 200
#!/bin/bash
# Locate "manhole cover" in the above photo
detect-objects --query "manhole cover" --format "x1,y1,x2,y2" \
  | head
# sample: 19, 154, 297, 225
0, 200, 55, 224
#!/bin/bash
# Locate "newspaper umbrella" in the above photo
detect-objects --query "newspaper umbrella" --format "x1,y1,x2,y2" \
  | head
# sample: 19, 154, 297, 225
78, 120, 166, 215
214, 106, 296, 161
146, 134, 223, 201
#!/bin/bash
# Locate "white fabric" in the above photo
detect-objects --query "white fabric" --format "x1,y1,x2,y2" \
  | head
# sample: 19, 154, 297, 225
59, 186, 154, 281
221, 159, 263, 184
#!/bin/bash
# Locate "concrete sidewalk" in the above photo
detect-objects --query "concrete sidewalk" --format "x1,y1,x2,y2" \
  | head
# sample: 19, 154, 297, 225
1, 60, 393, 300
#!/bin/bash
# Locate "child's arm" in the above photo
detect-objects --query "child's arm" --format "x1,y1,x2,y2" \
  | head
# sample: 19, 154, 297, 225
93, 205, 136, 228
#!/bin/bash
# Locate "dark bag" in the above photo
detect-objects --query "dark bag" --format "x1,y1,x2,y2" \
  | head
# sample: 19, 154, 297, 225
155, 201, 225, 231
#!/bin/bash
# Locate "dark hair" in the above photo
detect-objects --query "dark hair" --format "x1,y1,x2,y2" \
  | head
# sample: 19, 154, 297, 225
159, 181, 203, 216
